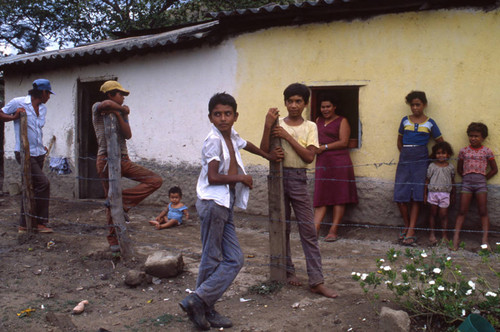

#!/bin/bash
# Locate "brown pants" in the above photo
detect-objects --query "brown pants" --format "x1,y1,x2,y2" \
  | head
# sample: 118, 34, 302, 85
96, 154, 162, 245
15, 152, 50, 227
283, 168, 325, 287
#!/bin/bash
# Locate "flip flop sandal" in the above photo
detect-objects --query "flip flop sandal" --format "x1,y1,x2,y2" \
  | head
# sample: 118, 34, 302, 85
403, 236, 417, 246
324, 236, 340, 242
398, 231, 407, 242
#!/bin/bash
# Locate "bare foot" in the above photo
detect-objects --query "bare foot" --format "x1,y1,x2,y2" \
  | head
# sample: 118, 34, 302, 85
287, 275, 302, 286
149, 220, 159, 227
310, 284, 338, 298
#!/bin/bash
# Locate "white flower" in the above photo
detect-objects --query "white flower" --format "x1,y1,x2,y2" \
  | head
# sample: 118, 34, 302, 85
481, 244, 488, 249
421, 272, 426, 276
393, 254, 397, 258
401, 269, 407, 273
468, 281, 476, 290
485, 291, 497, 297
462, 309, 466, 317
379, 259, 385, 262
429, 280, 435, 285
351, 272, 356, 276
447, 257, 451, 261
360, 273, 368, 281
416, 268, 423, 272
385, 280, 392, 284
383, 266, 391, 271
421, 252, 428, 258
496, 242, 500, 246
356, 273, 361, 277
433, 268, 441, 274
466, 289, 473, 296
438, 286, 445, 291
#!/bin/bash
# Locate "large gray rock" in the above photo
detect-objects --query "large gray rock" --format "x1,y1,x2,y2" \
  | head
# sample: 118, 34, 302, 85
144, 251, 184, 278
379, 306, 410, 332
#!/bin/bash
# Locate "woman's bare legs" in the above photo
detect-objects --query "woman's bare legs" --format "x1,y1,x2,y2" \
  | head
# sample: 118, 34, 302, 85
313, 206, 328, 235
403, 201, 420, 245
325, 205, 345, 241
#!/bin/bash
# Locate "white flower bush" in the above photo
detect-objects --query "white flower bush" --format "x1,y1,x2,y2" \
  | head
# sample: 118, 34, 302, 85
351, 247, 500, 329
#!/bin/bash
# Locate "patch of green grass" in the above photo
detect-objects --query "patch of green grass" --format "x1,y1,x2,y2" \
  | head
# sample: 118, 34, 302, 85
248, 281, 284, 295
153, 314, 175, 326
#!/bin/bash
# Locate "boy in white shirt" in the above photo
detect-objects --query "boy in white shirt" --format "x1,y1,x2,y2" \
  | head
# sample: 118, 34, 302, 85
180, 93, 282, 330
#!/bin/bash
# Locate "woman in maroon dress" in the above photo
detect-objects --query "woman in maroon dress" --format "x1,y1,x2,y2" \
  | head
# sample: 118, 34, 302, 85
314, 96, 358, 241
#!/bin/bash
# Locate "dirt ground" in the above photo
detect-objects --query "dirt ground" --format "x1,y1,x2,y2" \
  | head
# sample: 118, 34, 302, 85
0, 194, 498, 332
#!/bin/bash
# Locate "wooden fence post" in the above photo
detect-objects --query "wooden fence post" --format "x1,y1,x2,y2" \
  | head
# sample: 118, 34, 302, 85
267, 119, 287, 282
103, 114, 134, 260
20, 112, 35, 233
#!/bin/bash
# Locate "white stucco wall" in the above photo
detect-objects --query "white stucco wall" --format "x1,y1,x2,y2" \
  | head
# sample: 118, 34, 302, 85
2, 41, 239, 165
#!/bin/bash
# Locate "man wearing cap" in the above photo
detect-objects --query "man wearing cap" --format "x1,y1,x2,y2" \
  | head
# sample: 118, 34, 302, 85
0, 79, 55, 233
92, 80, 163, 252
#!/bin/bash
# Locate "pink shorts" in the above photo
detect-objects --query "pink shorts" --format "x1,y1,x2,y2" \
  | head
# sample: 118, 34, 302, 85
427, 192, 450, 208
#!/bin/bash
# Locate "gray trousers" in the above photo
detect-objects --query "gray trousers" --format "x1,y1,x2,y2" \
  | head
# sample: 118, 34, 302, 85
283, 168, 324, 287
195, 192, 244, 307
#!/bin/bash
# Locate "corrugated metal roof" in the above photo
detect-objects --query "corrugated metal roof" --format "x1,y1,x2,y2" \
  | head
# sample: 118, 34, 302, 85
0, 21, 218, 70
209, 0, 343, 18
209, 0, 497, 19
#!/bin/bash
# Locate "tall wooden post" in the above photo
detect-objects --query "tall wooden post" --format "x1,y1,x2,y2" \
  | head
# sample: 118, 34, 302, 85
20, 112, 35, 233
267, 119, 287, 281
103, 114, 134, 260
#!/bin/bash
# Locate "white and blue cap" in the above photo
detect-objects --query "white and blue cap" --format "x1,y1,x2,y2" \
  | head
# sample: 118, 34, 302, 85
32, 79, 55, 94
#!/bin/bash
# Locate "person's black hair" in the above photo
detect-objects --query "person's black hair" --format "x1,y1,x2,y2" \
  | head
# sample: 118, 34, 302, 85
405, 91, 428, 105
467, 122, 488, 138
319, 94, 338, 106
28, 89, 44, 98
430, 141, 454, 160
208, 92, 237, 114
283, 83, 310, 104
169, 186, 182, 197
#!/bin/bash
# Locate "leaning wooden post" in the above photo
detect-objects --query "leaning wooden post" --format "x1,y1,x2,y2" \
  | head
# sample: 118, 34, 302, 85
103, 114, 134, 260
20, 112, 35, 233
267, 119, 287, 282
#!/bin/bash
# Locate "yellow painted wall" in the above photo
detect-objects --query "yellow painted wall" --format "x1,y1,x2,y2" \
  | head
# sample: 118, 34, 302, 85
233, 9, 500, 184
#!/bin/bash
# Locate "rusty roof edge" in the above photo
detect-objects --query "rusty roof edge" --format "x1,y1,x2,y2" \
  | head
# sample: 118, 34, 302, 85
0, 20, 219, 69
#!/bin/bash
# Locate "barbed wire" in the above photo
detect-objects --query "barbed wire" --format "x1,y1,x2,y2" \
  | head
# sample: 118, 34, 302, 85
1, 148, 499, 169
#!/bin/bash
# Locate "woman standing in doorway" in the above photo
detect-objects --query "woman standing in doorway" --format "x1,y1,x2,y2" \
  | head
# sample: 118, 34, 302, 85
313, 95, 358, 242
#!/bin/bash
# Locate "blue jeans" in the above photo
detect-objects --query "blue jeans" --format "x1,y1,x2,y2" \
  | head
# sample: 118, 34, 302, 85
195, 193, 244, 307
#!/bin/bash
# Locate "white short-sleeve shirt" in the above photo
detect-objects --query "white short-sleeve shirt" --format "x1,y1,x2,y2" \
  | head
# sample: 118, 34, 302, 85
2, 95, 47, 156
196, 125, 249, 209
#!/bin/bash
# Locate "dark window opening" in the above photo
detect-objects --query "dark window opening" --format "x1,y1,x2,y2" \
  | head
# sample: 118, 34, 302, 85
309, 86, 360, 148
